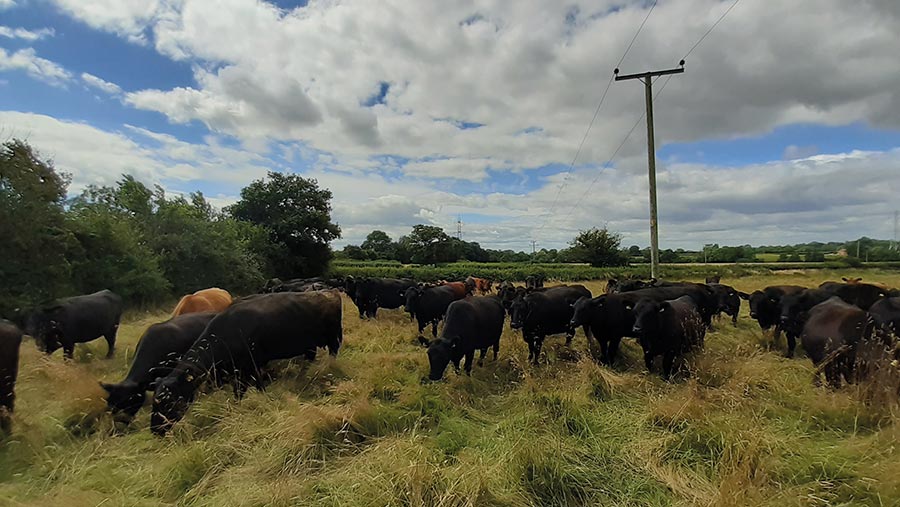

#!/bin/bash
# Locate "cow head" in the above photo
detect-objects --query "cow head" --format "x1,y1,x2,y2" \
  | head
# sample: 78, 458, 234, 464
100, 380, 146, 422
509, 296, 530, 329
605, 279, 619, 294
404, 286, 424, 315
570, 296, 602, 328
747, 290, 775, 321
420, 336, 459, 381
632, 298, 664, 335
150, 370, 199, 436
28, 308, 64, 354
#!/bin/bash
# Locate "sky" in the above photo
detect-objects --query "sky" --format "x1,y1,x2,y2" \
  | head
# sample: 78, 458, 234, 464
1, 0, 899, 252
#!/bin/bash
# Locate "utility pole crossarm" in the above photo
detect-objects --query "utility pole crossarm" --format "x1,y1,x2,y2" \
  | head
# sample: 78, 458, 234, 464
614, 66, 684, 82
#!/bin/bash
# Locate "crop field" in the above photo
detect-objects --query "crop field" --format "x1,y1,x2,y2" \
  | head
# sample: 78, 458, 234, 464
1, 270, 900, 506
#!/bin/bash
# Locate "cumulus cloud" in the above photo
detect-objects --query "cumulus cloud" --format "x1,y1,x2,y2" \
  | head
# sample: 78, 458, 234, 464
0, 26, 55, 41
49, 0, 161, 44
81, 72, 122, 95
0, 0, 15, 11
0, 48, 72, 87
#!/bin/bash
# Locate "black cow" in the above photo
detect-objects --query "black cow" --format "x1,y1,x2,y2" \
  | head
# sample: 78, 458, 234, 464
418, 296, 505, 380
740, 285, 805, 356
705, 275, 721, 284
632, 296, 705, 379
819, 281, 888, 310
354, 278, 417, 319
708, 283, 741, 325
606, 278, 653, 293
404, 282, 468, 337
100, 312, 216, 424
801, 297, 874, 388
26, 289, 123, 359
868, 297, 900, 337
510, 285, 591, 364
0, 320, 23, 435
525, 274, 545, 290
151, 290, 343, 435
570, 285, 715, 366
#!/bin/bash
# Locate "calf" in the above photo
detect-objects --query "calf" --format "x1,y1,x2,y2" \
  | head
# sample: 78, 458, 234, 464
172, 287, 232, 316
26, 289, 123, 359
101, 312, 216, 424
0, 320, 23, 435
801, 297, 874, 388
631, 296, 706, 379
740, 285, 805, 356
510, 285, 591, 364
404, 282, 468, 337
151, 291, 343, 435
419, 296, 505, 380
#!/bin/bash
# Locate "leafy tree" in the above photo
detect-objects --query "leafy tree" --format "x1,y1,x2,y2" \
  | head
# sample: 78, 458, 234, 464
342, 245, 371, 260
361, 230, 394, 259
806, 251, 826, 262
228, 172, 340, 278
406, 225, 455, 264
628, 245, 642, 256
568, 227, 628, 267
0, 140, 73, 315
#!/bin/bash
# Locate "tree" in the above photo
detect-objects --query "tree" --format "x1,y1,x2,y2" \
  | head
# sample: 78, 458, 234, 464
406, 225, 455, 264
568, 227, 628, 267
628, 245, 642, 256
228, 172, 340, 277
361, 230, 394, 259
342, 245, 371, 260
0, 140, 73, 314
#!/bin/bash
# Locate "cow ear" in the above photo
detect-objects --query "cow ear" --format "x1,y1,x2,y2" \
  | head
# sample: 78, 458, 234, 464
99, 381, 114, 393
737, 291, 750, 300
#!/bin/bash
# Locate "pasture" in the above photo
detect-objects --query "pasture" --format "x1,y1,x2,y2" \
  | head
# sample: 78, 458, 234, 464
1, 270, 899, 506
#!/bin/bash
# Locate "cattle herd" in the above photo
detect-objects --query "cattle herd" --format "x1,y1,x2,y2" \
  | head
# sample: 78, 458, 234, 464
1, 274, 899, 437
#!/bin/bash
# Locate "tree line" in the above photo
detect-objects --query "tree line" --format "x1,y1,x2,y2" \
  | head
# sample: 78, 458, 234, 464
0, 140, 339, 315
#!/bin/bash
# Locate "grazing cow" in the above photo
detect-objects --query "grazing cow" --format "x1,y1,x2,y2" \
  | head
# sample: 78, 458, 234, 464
510, 285, 591, 364
0, 320, 23, 435
705, 275, 721, 284
100, 312, 216, 424
801, 297, 874, 388
172, 287, 232, 316
570, 284, 716, 365
525, 274, 545, 290
631, 296, 705, 379
404, 282, 468, 337
26, 289, 123, 359
354, 278, 417, 319
708, 283, 741, 325
418, 296, 505, 380
868, 297, 900, 337
739, 285, 806, 356
151, 291, 343, 435
819, 281, 888, 310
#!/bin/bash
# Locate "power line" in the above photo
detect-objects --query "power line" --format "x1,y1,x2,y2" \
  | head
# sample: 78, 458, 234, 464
543, 0, 742, 237
534, 1, 659, 236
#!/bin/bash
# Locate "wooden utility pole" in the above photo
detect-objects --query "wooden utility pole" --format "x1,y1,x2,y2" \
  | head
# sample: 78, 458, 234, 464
615, 61, 685, 279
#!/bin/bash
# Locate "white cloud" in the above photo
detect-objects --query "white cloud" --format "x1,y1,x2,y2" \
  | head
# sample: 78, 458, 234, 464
0, 48, 72, 87
0, 26, 55, 41
81, 72, 122, 95
783, 144, 819, 160
0, 0, 15, 11
49, 0, 161, 44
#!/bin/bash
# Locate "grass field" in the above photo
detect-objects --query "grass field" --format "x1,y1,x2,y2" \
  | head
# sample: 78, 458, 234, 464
1, 270, 900, 506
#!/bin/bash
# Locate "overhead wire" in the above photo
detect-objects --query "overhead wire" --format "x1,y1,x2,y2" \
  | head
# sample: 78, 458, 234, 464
533, 0, 659, 238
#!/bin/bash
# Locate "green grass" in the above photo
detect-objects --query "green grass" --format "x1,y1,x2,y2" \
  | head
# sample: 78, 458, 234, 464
2, 271, 900, 506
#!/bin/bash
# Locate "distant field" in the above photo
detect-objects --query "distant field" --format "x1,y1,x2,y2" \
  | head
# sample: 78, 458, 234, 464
1, 271, 899, 506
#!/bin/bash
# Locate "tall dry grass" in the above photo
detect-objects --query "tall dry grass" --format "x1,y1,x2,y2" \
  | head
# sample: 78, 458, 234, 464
1, 270, 899, 506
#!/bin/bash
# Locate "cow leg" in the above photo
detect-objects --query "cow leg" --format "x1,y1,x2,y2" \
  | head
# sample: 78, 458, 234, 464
598, 338, 610, 365
662, 352, 676, 380
564, 327, 574, 346
304, 349, 317, 361
532, 337, 544, 365
453, 358, 462, 374
824, 363, 842, 389
785, 333, 796, 358
431, 320, 438, 338
492, 341, 499, 361
104, 328, 117, 358
464, 350, 475, 375
608, 337, 623, 365
731, 313, 738, 326
478, 348, 487, 366
232, 373, 249, 399
643, 351, 654, 372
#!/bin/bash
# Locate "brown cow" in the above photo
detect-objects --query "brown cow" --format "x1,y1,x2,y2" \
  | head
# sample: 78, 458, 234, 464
172, 288, 233, 317
842, 277, 891, 291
